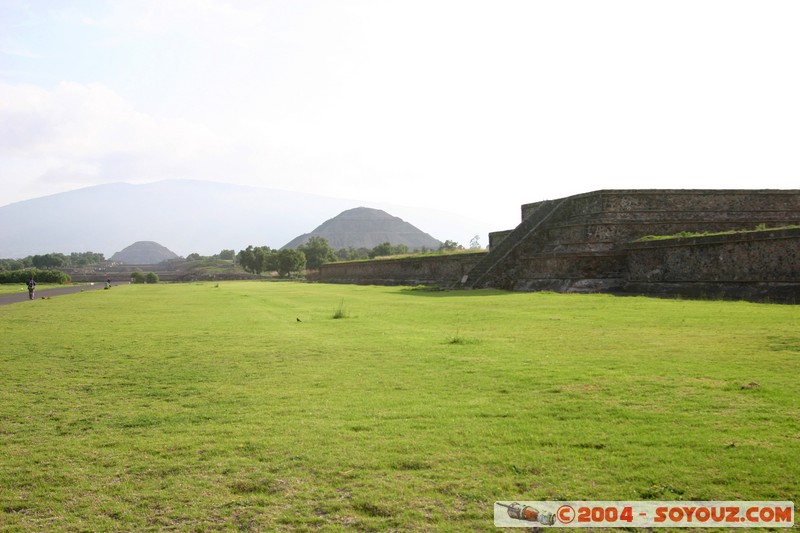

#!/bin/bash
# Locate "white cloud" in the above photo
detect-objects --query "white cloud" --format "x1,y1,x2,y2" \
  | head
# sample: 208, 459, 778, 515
0, 81, 225, 192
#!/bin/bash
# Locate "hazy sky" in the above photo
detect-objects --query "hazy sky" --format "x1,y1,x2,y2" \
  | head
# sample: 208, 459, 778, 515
2, 1, 799, 237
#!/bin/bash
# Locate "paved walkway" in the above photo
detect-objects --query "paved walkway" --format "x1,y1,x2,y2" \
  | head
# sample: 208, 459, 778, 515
0, 283, 120, 305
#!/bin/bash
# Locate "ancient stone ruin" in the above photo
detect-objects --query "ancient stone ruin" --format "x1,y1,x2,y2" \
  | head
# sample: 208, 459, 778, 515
319, 189, 800, 302
465, 189, 799, 302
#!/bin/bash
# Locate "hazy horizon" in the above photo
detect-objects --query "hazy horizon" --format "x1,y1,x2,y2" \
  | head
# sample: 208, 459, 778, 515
0, 178, 493, 258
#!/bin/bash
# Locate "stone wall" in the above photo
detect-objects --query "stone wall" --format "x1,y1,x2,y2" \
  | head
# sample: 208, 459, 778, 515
519, 189, 800, 255
622, 228, 800, 302
317, 252, 486, 286
480, 190, 800, 294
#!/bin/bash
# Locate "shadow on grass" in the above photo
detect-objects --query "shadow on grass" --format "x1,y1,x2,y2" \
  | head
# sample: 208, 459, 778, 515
389, 286, 513, 298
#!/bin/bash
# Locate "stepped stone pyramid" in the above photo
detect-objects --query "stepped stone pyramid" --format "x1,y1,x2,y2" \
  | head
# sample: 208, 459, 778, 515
282, 207, 442, 250
110, 241, 179, 264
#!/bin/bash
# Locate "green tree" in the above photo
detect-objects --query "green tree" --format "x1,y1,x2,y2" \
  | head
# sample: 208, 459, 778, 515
0, 259, 26, 271
277, 249, 306, 278
369, 242, 393, 258
145, 272, 159, 284
252, 247, 269, 275
335, 247, 369, 261
298, 237, 337, 269
439, 240, 462, 251
237, 245, 278, 275
68, 251, 105, 266
391, 244, 408, 255
265, 249, 279, 273
218, 249, 235, 260
186, 253, 202, 261
32, 253, 67, 270
130, 272, 145, 284
237, 246, 256, 273
368, 242, 411, 258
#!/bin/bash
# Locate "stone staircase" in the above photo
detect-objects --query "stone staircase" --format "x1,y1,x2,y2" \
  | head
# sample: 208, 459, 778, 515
460, 198, 566, 289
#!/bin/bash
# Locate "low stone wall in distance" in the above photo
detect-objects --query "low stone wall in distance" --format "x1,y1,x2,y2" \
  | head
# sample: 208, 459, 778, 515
623, 227, 800, 302
317, 252, 486, 286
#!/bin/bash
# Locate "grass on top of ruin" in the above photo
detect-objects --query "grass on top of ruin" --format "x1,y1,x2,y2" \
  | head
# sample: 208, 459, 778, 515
633, 224, 800, 242
1, 282, 798, 531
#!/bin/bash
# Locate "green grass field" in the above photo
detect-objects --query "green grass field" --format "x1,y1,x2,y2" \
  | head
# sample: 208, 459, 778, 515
1, 282, 798, 531
0, 283, 69, 295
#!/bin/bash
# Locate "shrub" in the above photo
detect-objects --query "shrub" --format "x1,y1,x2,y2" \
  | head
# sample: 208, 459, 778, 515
0, 269, 70, 284
145, 272, 159, 284
130, 272, 146, 284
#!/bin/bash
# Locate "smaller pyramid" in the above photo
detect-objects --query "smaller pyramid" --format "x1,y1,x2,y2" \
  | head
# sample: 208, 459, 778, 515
110, 241, 179, 264
282, 207, 442, 250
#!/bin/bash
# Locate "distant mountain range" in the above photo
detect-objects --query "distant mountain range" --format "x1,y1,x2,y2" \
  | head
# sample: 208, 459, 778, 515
0, 180, 484, 258
282, 207, 441, 250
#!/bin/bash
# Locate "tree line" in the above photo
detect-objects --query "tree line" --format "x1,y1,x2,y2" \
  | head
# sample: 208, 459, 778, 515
0, 251, 106, 271
0, 237, 475, 279
236, 246, 306, 277
235, 237, 473, 276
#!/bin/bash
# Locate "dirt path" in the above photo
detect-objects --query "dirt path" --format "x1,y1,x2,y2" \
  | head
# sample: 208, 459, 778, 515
0, 283, 122, 306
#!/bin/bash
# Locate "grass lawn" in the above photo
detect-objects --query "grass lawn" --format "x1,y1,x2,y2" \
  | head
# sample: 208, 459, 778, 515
0, 284, 28, 295
1, 282, 798, 531
0, 283, 72, 295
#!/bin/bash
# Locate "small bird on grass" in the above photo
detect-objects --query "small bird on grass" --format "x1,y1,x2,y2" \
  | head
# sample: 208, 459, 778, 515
296, 317, 302, 323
